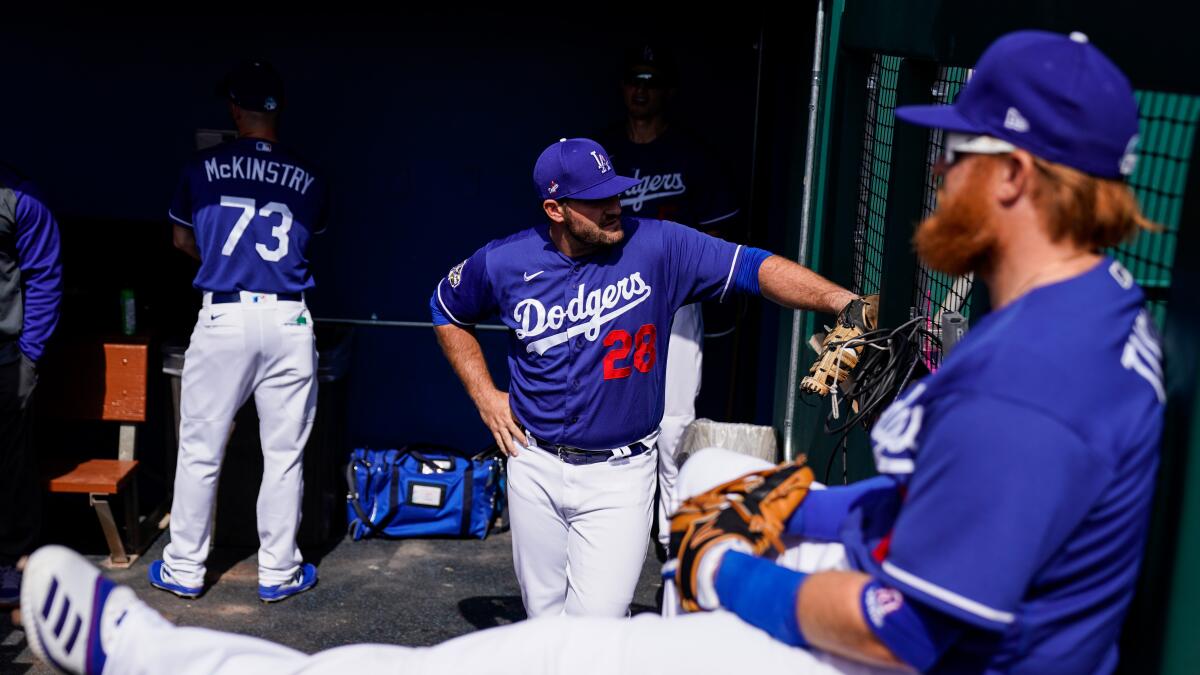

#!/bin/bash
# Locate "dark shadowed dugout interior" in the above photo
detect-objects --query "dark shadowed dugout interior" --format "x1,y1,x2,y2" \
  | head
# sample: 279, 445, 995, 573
0, 10, 801, 453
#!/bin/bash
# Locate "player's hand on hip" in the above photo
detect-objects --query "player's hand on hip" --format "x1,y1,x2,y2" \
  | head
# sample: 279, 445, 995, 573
477, 388, 525, 457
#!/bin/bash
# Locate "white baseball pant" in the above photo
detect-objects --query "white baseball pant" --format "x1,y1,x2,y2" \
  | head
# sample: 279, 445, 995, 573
163, 292, 318, 587
506, 431, 658, 617
657, 303, 704, 548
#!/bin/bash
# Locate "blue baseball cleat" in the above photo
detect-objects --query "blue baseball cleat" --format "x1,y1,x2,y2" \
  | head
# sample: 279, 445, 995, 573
258, 563, 318, 603
146, 560, 203, 599
21, 545, 138, 675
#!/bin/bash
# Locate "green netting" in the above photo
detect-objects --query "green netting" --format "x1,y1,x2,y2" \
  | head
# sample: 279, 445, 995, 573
852, 54, 901, 296
1113, 91, 1200, 326
914, 66, 973, 352
848, 60, 1193, 357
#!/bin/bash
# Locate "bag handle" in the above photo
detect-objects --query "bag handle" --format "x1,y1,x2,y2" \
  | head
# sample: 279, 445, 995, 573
406, 449, 459, 473
346, 456, 403, 539
404, 443, 499, 472
345, 456, 372, 532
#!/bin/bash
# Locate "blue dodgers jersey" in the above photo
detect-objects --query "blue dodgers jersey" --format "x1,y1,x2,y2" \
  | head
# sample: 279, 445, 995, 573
436, 217, 744, 449
169, 137, 327, 293
842, 258, 1164, 674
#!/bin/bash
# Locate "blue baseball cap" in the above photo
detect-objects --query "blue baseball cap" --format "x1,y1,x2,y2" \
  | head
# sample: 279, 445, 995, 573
895, 30, 1140, 179
533, 138, 640, 201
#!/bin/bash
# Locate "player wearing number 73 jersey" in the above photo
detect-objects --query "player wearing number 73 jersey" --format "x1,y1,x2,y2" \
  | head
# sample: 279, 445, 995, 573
432, 137, 858, 618
156, 60, 328, 603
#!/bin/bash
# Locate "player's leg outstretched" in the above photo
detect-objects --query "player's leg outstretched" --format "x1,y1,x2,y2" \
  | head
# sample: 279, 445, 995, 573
21, 544, 883, 675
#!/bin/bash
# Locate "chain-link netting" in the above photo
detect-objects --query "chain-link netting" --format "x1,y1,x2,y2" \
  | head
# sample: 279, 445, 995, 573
848, 61, 1193, 365
912, 66, 974, 368
851, 54, 901, 296
1113, 91, 1200, 326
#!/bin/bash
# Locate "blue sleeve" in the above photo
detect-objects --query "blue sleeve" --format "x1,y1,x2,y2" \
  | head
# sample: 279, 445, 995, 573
880, 395, 1110, 631
786, 475, 899, 541
13, 186, 63, 363
432, 245, 498, 326
729, 247, 771, 297
168, 167, 193, 227
860, 579, 963, 671
430, 290, 451, 326
660, 220, 744, 306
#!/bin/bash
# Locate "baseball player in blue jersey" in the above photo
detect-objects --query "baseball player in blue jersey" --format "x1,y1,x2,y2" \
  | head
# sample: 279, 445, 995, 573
430, 136, 856, 618
0, 165, 62, 608
150, 60, 327, 603
16, 30, 1167, 675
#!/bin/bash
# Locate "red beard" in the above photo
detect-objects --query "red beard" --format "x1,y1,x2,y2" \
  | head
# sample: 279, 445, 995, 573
914, 167, 999, 277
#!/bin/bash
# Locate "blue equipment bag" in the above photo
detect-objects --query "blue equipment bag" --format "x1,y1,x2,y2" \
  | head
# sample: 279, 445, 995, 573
346, 445, 505, 541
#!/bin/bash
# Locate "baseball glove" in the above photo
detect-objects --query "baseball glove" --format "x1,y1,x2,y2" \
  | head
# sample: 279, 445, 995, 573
800, 295, 879, 396
669, 460, 815, 612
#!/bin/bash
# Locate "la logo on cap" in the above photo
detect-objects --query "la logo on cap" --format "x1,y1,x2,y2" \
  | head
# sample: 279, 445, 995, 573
590, 151, 612, 174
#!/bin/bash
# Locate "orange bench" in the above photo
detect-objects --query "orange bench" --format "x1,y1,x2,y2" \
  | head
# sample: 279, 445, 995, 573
42, 340, 150, 568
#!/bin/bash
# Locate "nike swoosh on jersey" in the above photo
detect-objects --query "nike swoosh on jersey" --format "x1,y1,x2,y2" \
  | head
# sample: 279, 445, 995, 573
524, 271, 546, 282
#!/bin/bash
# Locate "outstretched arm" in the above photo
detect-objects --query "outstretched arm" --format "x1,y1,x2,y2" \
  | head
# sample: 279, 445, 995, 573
757, 255, 857, 315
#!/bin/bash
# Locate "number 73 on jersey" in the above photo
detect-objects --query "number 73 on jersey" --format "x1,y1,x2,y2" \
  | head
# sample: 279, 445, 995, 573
220, 195, 292, 262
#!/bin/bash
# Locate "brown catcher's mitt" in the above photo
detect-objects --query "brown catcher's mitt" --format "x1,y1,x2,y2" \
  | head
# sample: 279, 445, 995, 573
669, 460, 815, 612
800, 295, 879, 396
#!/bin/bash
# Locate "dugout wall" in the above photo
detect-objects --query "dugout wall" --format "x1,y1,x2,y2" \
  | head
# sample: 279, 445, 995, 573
769, 1, 1200, 671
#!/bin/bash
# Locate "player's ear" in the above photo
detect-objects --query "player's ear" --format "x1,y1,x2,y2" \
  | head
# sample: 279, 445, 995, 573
996, 151, 1034, 206
543, 199, 567, 224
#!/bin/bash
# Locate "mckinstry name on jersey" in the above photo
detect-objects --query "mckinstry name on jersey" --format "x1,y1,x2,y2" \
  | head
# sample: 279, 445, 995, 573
169, 138, 327, 295
201, 152, 317, 196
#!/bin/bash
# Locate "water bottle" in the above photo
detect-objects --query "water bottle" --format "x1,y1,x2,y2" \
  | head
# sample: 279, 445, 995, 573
121, 288, 136, 336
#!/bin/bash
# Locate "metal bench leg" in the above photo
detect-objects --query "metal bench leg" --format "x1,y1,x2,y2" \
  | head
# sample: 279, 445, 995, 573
90, 494, 132, 568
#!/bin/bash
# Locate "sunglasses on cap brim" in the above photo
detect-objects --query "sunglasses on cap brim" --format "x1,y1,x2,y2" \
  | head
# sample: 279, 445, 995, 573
942, 132, 1018, 165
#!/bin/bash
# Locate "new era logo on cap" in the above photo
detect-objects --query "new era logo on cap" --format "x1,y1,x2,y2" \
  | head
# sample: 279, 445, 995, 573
1119, 135, 1140, 177
1003, 107, 1030, 133
532, 138, 639, 201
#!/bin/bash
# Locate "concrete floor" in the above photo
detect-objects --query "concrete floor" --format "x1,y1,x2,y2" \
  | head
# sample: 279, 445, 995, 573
0, 530, 664, 674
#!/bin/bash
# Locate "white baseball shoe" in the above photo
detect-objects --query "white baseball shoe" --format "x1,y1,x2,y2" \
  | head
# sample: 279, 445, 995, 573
20, 545, 138, 675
